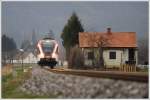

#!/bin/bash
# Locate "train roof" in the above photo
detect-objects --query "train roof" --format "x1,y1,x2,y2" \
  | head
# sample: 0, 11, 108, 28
38, 38, 57, 44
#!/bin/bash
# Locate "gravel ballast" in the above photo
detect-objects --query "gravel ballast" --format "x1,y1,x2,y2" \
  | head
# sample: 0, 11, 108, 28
19, 67, 148, 98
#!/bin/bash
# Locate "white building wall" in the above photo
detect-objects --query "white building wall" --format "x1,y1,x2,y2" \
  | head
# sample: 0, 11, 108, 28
84, 49, 93, 66
23, 53, 38, 63
103, 49, 122, 68
122, 49, 128, 64
135, 50, 138, 65
83, 48, 137, 68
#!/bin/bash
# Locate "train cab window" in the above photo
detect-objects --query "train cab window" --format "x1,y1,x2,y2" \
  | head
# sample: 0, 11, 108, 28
42, 42, 55, 53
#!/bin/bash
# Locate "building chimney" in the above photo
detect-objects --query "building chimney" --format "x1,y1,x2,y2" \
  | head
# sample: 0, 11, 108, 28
107, 28, 111, 34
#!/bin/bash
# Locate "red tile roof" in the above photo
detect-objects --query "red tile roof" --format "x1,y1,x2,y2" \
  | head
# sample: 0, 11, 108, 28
79, 32, 137, 48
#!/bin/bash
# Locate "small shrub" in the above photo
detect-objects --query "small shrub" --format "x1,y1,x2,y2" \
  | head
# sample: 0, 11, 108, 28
68, 46, 84, 69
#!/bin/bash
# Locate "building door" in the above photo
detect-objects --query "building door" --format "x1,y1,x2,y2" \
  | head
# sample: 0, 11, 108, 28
128, 48, 135, 61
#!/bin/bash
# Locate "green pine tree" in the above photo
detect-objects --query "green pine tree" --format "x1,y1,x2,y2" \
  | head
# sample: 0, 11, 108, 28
61, 12, 84, 59
2, 34, 17, 64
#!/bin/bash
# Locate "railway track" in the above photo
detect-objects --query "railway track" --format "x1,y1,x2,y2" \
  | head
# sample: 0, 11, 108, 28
44, 67, 148, 83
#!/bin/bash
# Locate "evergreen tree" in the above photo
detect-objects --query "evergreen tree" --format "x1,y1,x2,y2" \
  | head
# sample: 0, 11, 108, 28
61, 12, 84, 58
2, 35, 17, 52
2, 34, 17, 64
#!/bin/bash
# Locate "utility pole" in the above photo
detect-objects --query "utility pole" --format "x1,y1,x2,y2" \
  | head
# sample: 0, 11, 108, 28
20, 49, 24, 71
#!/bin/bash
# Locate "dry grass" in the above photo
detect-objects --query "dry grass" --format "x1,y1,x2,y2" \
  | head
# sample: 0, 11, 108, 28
2, 67, 32, 98
2, 64, 13, 76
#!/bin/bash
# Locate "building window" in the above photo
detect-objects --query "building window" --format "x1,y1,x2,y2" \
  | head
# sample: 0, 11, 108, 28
88, 51, 94, 60
109, 51, 116, 59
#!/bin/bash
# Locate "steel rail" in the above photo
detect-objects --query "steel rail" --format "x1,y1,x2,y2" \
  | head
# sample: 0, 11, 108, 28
45, 68, 148, 83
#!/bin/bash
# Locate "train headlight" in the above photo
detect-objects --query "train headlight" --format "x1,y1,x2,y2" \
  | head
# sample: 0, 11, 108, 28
39, 53, 44, 58
52, 53, 56, 58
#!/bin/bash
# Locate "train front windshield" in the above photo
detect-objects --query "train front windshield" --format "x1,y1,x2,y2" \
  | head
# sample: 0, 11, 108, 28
42, 41, 55, 53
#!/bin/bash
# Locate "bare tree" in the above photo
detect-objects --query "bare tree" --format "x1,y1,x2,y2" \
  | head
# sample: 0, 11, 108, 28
96, 35, 109, 68
138, 36, 148, 64
89, 33, 96, 66
88, 32, 109, 68
68, 45, 84, 69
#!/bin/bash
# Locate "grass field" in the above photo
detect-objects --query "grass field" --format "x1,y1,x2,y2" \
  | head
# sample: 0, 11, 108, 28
1, 64, 55, 98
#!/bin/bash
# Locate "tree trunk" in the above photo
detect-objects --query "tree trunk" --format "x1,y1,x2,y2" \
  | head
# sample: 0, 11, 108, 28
99, 47, 104, 68
92, 48, 95, 67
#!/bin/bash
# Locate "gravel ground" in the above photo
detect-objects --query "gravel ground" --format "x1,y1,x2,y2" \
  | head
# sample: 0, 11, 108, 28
19, 67, 148, 98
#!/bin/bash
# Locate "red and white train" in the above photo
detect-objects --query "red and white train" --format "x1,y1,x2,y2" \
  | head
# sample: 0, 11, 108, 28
36, 38, 59, 68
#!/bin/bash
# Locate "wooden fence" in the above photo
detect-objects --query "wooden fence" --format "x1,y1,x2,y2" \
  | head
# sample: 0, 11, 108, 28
120, 64, 136, 72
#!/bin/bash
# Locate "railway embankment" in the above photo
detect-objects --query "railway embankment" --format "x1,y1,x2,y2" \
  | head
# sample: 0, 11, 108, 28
19, 66, 148, 98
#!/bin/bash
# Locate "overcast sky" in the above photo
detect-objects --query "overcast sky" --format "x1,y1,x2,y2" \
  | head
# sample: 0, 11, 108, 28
2, 1, 148, 49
